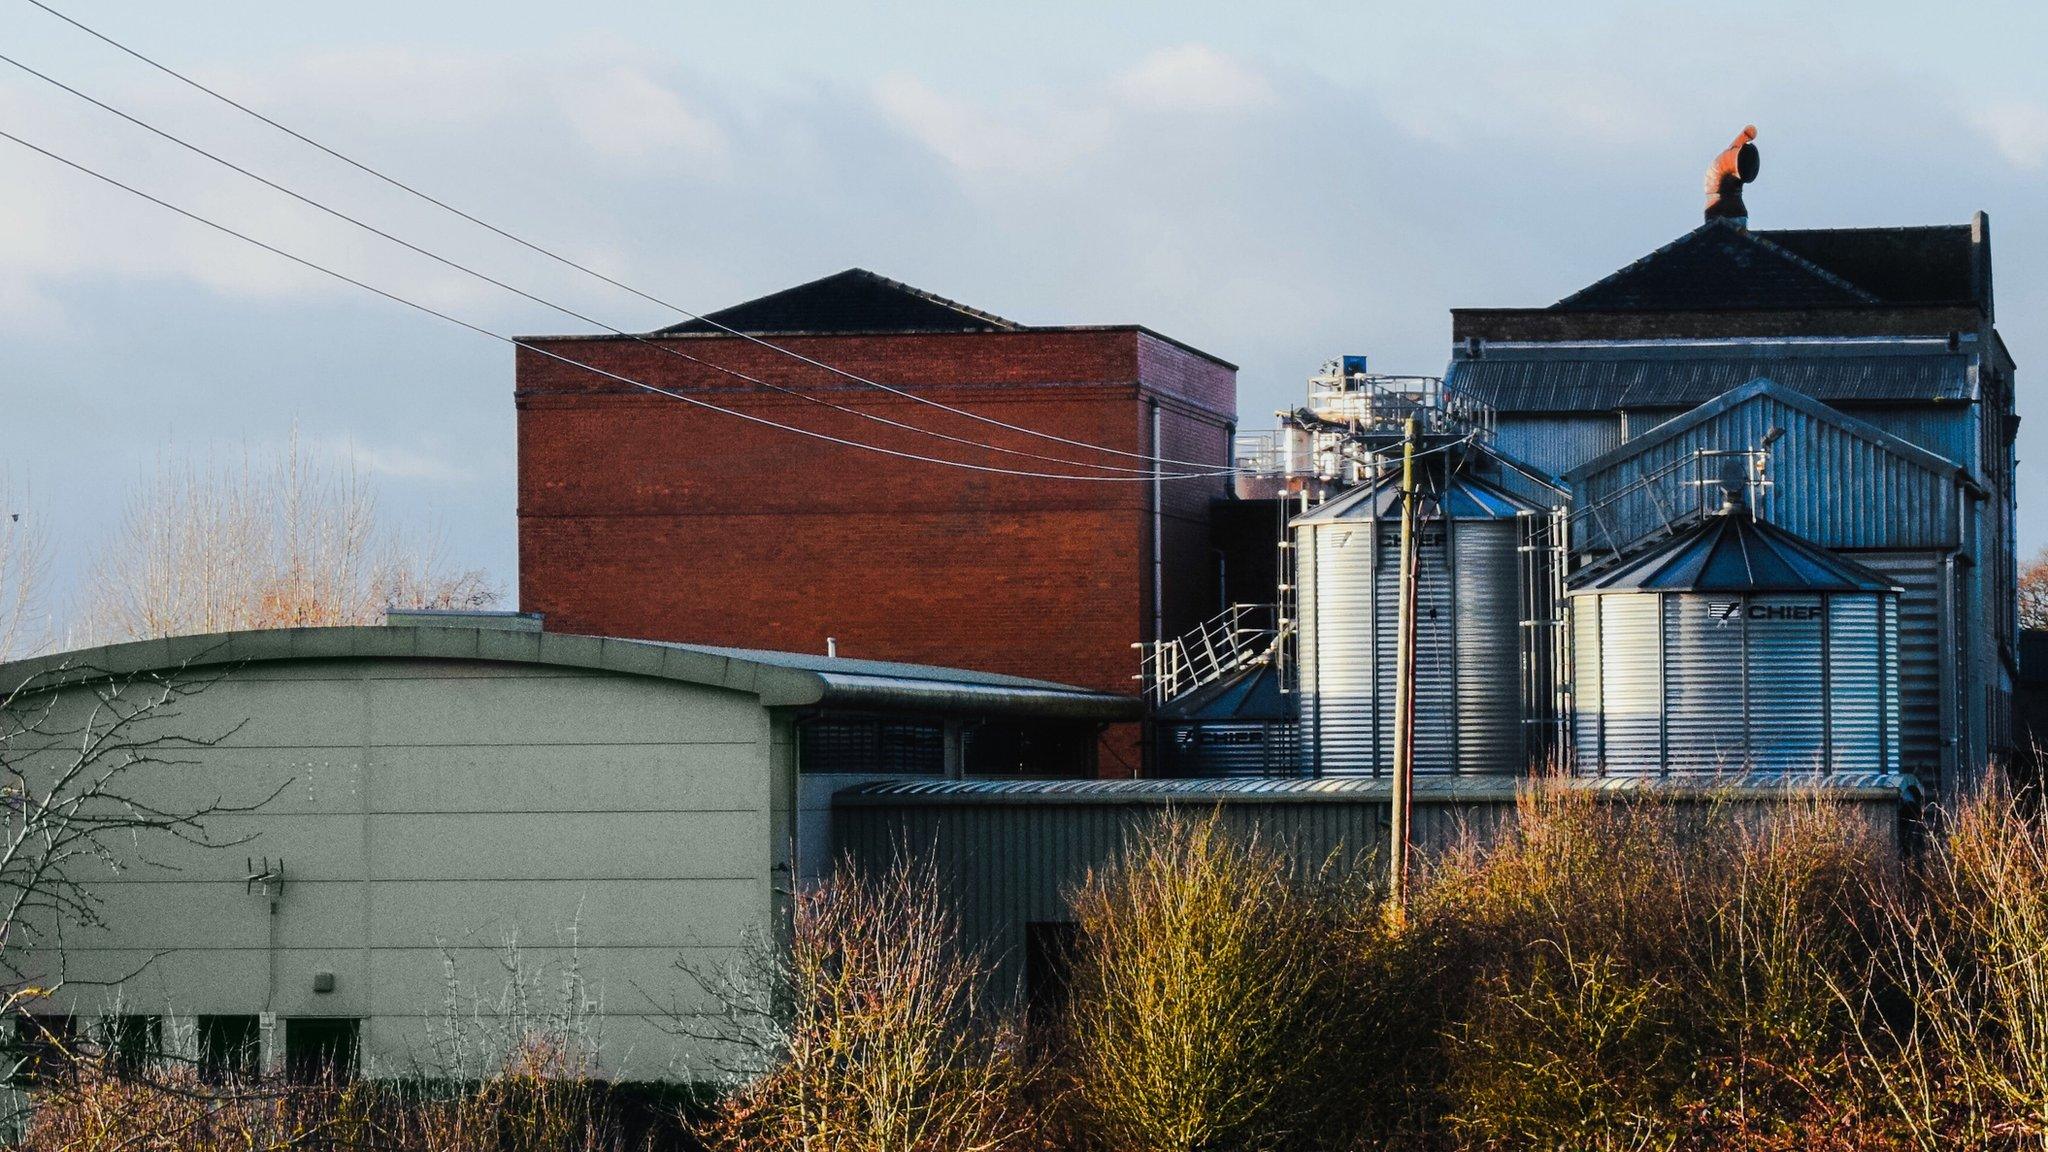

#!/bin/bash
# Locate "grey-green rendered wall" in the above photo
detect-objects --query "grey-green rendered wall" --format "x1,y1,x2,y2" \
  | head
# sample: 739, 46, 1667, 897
9, 655, 791, 1081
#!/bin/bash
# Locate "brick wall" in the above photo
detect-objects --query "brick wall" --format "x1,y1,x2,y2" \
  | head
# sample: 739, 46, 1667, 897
516, 327, 1236, 773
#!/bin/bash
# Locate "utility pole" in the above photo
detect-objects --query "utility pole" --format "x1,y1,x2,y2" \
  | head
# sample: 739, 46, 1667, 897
1390, 417, 1420, 920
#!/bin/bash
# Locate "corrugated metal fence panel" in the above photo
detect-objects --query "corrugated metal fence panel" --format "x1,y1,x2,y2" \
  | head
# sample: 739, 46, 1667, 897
1574, 392, 1959, 554
833, 785, 1907, 1002
1827, 595, 1887, 774
1746, 595, 1828, 771
1663, 595, 1747, 772
1492, 414, 1623, 480
1305, 523, 1379, 774
1572, 598, 1602, 769
1598, 595, 1663, 773
1454, 520, 1528, 773
1853, 552, 1943, 776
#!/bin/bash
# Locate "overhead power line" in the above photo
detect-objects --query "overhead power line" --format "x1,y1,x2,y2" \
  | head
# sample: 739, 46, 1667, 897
0, 51, 1231, 481
18, 0, 1234, 472
0, 125, 1233, 484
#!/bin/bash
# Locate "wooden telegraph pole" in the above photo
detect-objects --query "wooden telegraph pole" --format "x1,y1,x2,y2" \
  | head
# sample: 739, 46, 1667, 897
1390, 417, 1420, 920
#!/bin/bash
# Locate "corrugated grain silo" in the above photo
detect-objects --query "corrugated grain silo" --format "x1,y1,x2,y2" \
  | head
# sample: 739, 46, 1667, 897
1295, 450, 1556, 776
1569, 488, 1902, 776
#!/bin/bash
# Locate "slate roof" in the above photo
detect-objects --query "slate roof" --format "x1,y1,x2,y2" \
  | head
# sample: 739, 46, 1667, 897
1554, 219, 1985, 313
658, 268, 1023, 335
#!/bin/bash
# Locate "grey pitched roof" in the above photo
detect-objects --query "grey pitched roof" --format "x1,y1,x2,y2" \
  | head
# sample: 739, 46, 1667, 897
656, 268, 1022, 335
1553, 219, 1986, 313
1556, 221, 1881, 311
0, 627, 1142, 722
1447, 341, 1973, 413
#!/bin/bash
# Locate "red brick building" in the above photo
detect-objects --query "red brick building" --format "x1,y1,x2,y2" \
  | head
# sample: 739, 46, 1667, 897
515, 269, 1237, 772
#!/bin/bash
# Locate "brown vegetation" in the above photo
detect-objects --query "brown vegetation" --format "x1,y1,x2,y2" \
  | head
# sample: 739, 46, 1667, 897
78, 432, 496, 643
24, 787, 2048, 1151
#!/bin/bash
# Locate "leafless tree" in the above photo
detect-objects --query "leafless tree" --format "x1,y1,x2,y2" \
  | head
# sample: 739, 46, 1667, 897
78, 431, 499, 643
2021, 546, 2048, 632
0, 658, 280, 1019
0, 475, 52, 662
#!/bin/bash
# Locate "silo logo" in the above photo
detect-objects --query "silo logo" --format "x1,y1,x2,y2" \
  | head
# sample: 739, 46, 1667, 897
1706, 600, 1823, 624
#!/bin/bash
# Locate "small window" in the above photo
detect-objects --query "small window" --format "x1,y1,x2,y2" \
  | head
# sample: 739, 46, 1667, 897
11, 1015, 75, 1084
798, 715, 944, 775
283, 1018, 359, 1084
197, 1015, 261, 1081
97, 1014, 161, 1076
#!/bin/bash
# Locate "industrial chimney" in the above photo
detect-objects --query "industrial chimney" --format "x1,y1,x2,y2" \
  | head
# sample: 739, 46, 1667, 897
1703, 125, 1759, 227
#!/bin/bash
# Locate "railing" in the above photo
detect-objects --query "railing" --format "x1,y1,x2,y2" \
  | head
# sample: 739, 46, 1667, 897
1135, 603, 1282, 705
1568, 447, 1774, 561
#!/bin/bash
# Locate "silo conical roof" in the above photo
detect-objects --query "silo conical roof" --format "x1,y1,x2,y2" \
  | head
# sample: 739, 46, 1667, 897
1293, 470, 1539, 525
1568, 504, 1898, 594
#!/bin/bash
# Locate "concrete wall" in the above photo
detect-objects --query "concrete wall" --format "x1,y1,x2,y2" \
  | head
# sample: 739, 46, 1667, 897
8, 657, 789, 1081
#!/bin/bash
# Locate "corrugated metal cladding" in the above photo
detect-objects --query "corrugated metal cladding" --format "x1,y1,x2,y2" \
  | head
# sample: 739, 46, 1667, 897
1298, 507, 1532, 776
1573, 593, 1899, 776
1492, 414, 1623, 482
1572, 391, 1960, 555
1852, 552, 1946, 779
831, 777, 1911, 999
1447, 349, 1972, 413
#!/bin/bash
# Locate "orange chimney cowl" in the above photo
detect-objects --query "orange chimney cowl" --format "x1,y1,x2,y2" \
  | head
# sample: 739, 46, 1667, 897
1704, 124, 1759, 226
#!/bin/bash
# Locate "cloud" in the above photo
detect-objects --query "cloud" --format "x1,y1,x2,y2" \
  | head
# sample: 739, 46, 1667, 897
872, 44, 1270, 178
1115, 45, 1274, 113
1974, 101, 2048, 169
553, 66, 726, 164
870, 74, 1112, 176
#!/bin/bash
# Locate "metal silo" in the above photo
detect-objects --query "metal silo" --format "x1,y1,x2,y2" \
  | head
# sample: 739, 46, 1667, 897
1568, 489, 1901, 776
1295, 453, 1554, 776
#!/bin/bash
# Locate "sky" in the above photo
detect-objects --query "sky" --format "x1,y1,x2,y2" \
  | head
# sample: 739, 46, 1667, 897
3, 0, 2046, 625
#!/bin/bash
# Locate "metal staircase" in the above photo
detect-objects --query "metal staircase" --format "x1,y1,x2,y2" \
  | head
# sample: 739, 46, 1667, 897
1135, 603, 1285, 706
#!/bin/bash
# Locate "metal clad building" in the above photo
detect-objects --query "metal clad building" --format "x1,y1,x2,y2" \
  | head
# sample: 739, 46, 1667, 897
1449, 214, 2016, 798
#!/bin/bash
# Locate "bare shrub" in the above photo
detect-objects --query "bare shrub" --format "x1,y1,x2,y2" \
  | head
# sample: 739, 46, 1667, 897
692, 857, 1031, 1152
79, 431, 497, 643
1849, 781, 2048, 1151
1059, 812, 1371, 1152
1432, 788, 1890, 1152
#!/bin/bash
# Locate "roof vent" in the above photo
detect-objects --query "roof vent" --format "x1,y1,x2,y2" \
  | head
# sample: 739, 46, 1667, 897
1717, 457, 1748, 515
1704, 125, 1759, 228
